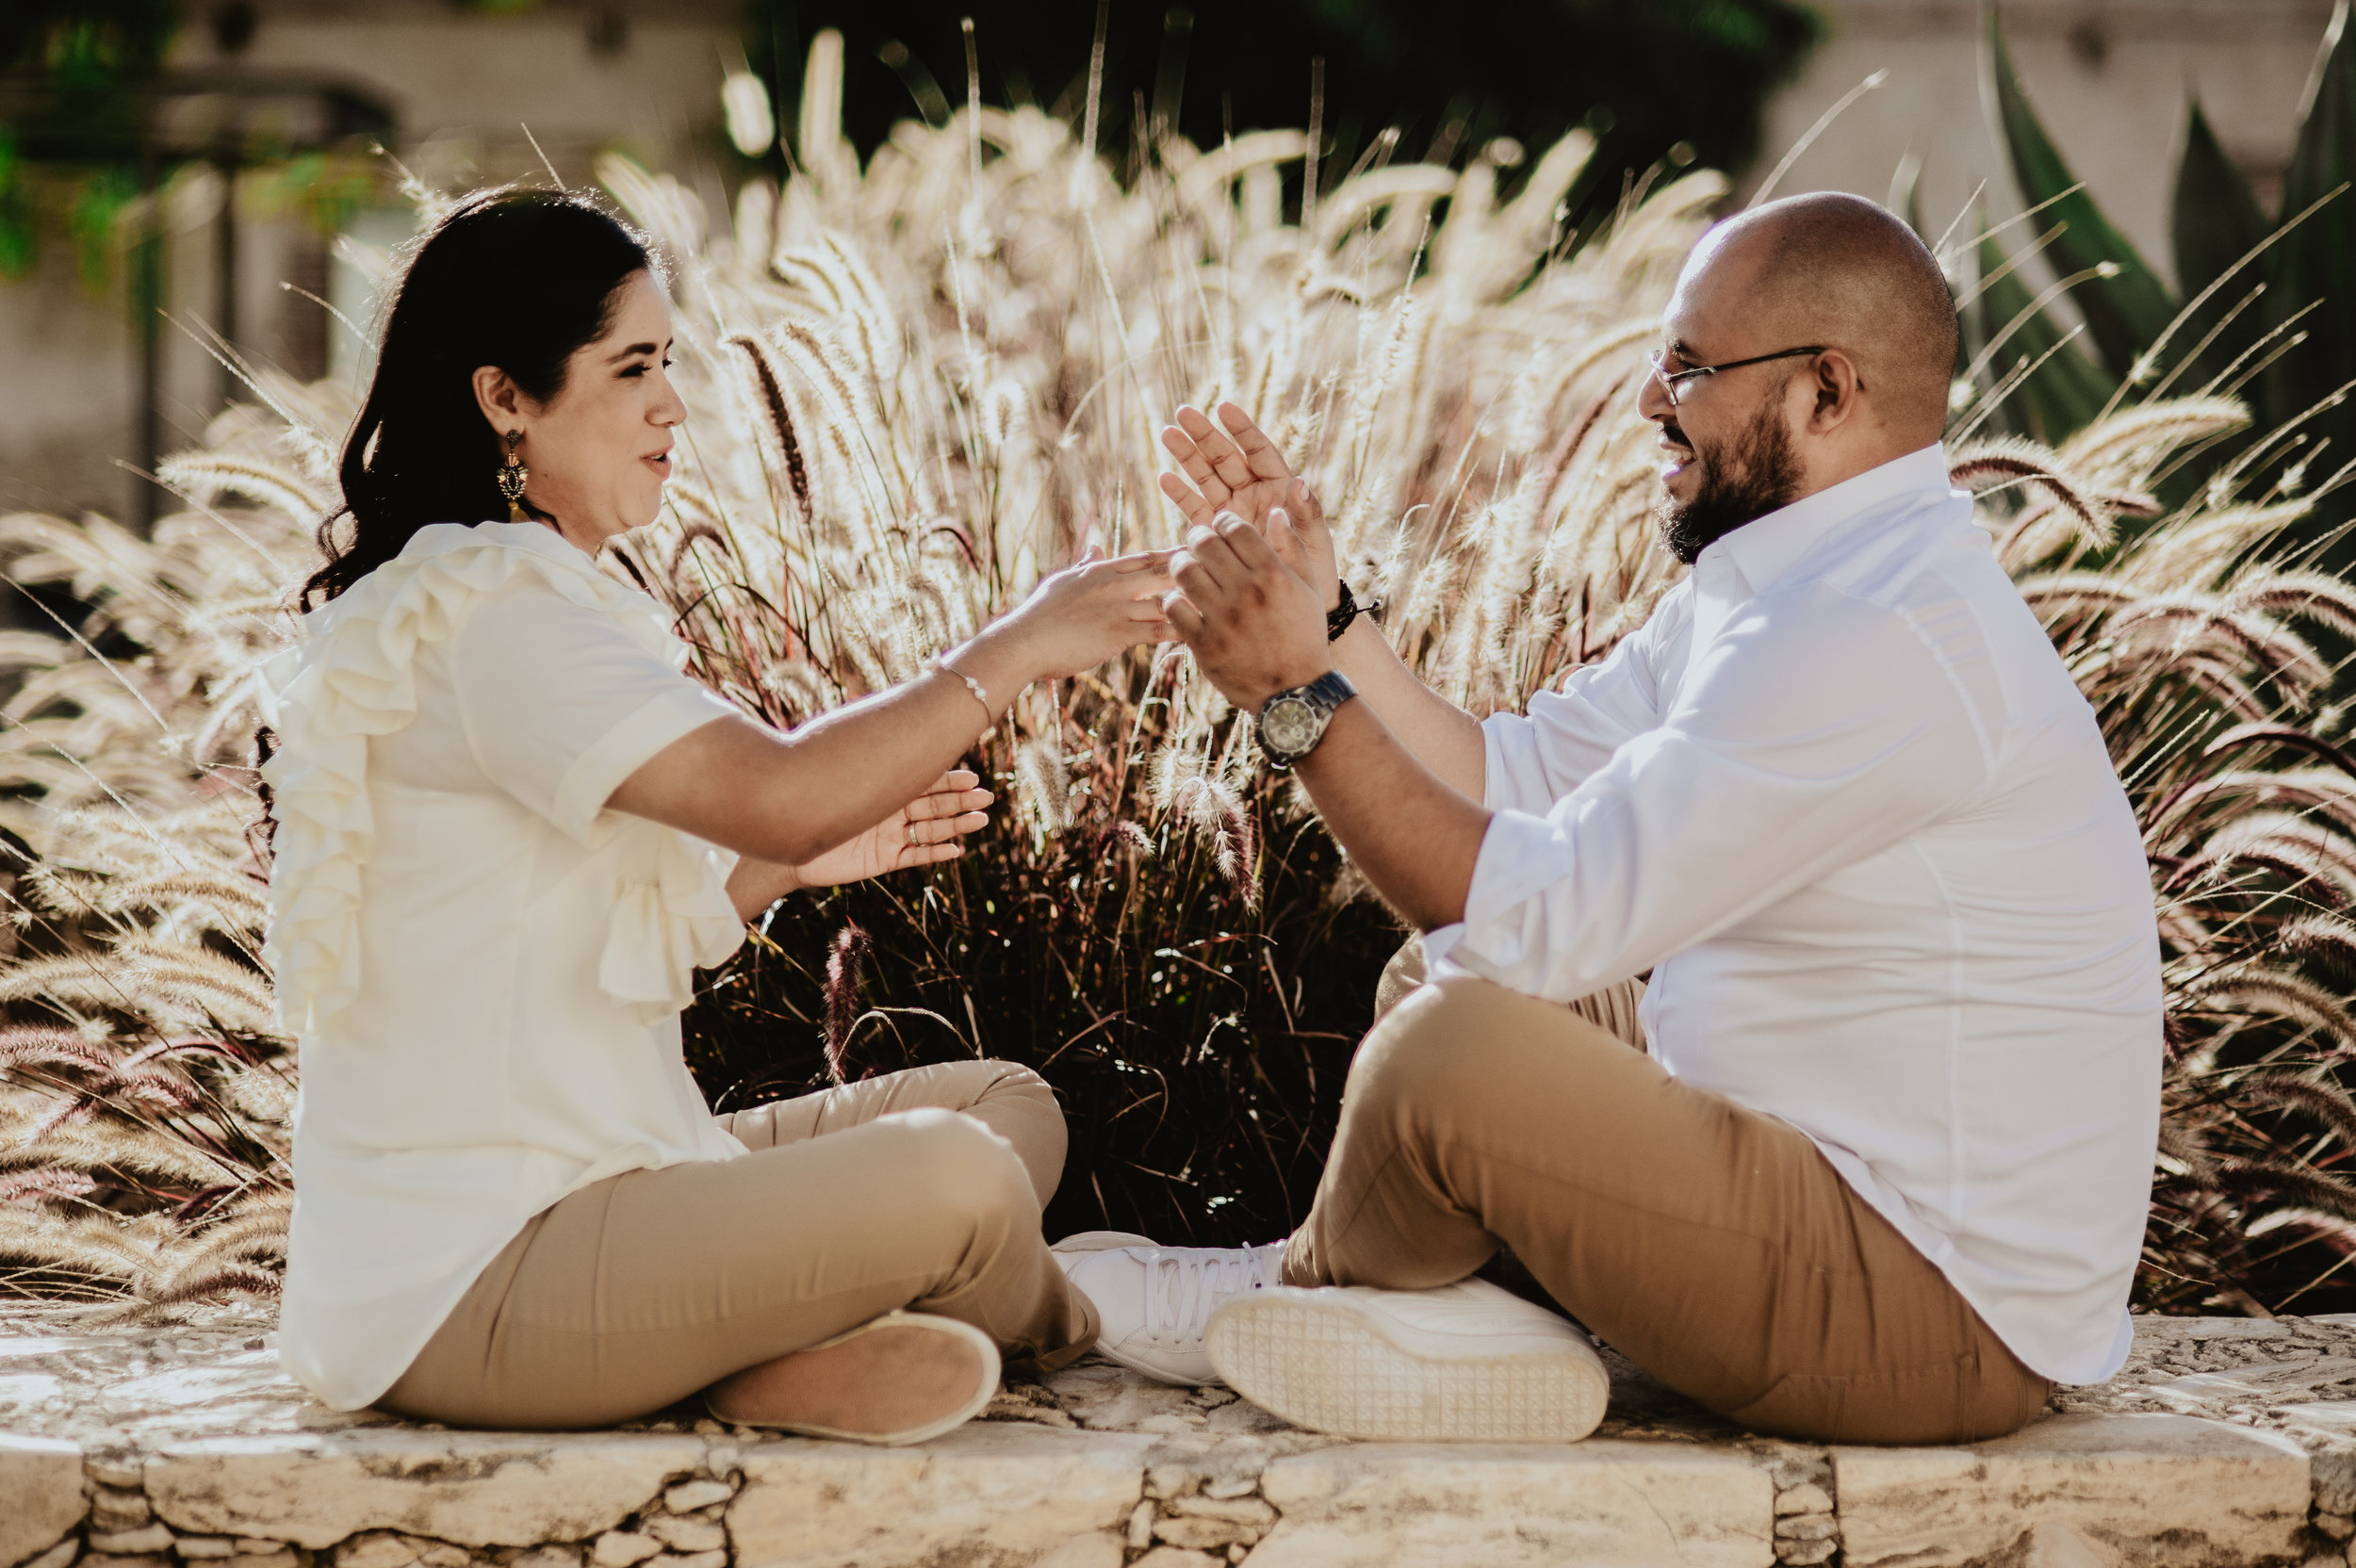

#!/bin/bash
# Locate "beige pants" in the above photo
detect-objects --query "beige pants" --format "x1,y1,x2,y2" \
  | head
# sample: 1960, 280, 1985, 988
1285, 941, 2052, 1445
384, 1060, 1097, 1429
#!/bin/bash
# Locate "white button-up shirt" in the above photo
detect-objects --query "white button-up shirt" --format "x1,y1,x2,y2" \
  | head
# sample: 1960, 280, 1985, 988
1425, 445, 2161, 1385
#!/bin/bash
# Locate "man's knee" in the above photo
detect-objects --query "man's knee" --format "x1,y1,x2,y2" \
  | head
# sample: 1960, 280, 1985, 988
1349, 975, 1634, 1119
1350, 978, 1515, 1114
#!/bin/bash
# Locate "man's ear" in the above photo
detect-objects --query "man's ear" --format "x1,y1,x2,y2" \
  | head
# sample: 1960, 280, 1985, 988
1808, 350, 1866, 433
471, 366, 527, 439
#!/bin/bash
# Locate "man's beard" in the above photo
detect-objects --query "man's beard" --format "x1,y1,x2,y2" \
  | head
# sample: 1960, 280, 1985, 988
1655, 400, 1805, 565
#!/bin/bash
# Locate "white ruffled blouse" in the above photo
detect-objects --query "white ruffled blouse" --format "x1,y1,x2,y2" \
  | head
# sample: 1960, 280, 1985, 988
261, 521, 749, 1411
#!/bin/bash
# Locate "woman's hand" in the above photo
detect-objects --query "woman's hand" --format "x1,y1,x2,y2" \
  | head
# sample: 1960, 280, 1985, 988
722, 770, 992, 918
1159, 403, 1339, 611
989, 540, 1176, 682
794, 770, 993, 889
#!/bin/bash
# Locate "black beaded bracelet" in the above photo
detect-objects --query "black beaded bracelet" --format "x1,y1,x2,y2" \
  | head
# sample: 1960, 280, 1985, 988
1328, 580, 1382, 641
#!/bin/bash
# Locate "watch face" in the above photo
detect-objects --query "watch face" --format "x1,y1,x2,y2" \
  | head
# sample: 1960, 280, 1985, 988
1262, 695, 1320, 756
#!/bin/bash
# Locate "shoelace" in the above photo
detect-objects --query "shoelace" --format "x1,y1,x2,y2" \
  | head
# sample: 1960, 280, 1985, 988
1140, 1244, 1286, 1345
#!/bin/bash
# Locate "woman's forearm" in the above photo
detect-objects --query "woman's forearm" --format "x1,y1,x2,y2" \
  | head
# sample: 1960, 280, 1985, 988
726, 856, 804, 921
613, 617, 1039, 867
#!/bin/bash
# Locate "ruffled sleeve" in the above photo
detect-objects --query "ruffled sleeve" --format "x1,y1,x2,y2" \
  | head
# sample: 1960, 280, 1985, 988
600, 825, 748, 1021
261, 523, 745, 1037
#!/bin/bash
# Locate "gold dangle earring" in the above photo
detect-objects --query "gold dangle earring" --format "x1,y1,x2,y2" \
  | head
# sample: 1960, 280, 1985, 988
497, 430, 529, 521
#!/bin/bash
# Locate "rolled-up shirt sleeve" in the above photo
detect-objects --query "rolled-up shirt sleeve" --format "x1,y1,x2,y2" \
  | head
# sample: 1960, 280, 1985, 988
1445, 582, 1992, 1003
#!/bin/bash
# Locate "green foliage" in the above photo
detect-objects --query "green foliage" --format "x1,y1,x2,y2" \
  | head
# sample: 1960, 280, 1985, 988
1970, 3, 2356, 525
2168, 101, 2271, 395
0, 132, 34, 281
1982, 10, 2178, 381
66, 165, 135, 294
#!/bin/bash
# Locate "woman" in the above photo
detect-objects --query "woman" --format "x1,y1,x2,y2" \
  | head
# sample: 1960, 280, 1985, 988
263, 188, 1170, 1440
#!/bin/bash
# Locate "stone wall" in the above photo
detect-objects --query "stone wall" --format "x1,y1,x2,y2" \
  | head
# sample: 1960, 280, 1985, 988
10, 1307, 2356, 1568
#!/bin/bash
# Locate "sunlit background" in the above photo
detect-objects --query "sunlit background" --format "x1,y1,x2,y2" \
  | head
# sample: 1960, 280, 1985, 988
0, 0, 2334, 527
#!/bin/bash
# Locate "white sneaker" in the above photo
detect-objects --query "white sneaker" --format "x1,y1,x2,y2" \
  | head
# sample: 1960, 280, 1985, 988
1204, 1277, 1612, 1443
1052, 1231, 1288, 1385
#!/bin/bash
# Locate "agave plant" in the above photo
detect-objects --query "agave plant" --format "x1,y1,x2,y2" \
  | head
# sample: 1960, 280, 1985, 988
3, 33, 2355, 1318
1955, 2, 2355, 529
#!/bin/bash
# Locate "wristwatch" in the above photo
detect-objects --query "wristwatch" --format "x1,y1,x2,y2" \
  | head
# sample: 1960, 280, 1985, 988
1256, 671, 1358, 771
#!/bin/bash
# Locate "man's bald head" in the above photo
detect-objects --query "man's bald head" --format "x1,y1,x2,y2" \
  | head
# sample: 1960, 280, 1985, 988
1679, 192, 1958, 443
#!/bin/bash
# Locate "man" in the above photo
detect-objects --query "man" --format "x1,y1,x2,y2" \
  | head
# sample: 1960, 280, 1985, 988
1056, 191, 2160, 1446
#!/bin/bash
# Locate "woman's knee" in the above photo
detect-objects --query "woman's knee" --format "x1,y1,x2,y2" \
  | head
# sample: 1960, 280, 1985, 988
885, 1107, 1042, 1222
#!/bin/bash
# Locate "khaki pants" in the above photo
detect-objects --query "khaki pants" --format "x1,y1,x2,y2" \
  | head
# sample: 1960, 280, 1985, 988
1284, 941, 2052, 1445
384, 1060, 1096, 1429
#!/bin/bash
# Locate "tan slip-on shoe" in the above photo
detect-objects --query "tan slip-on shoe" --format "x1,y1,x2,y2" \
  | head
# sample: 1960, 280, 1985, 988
705, 1311, 1001, 1446
1204, 1277, 1611, 1443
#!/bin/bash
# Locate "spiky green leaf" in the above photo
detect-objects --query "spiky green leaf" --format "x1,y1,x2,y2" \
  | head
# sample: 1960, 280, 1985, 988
1983, 8, 2179, 381
2267, 0, 2356, 431
1969, 222, 2117, 444
2169, 99, 2273, 396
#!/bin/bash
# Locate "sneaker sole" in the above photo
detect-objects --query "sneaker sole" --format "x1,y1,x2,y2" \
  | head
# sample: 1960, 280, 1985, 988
1206, 1294, 1610, 1444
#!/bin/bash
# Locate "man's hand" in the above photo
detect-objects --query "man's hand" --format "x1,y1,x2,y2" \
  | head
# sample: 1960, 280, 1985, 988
1165, 513, 1333, 711
793, 769, 992, 889
1160, 404, 1340, 611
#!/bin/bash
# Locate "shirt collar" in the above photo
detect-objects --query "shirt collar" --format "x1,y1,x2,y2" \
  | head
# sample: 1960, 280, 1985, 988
1712, 443, 1952, 596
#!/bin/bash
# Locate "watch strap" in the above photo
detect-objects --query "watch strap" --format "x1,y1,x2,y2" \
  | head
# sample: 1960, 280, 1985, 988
1327, 580, 1383, 642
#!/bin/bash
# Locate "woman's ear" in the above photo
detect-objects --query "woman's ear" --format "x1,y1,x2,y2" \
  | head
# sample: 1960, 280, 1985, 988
471, 366, 527, 440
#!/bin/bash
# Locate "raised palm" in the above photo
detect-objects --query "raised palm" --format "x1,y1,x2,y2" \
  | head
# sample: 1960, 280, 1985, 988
794, 770, 991, 889
1158, 403, 1338, 606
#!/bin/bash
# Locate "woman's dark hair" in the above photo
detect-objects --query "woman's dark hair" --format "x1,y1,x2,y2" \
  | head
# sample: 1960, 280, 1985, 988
303, 188, 661, 606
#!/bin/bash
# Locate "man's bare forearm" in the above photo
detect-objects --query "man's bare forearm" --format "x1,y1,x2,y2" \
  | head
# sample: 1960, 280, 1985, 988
1294, 701, 1489, 931
1329, 617, 1487, 801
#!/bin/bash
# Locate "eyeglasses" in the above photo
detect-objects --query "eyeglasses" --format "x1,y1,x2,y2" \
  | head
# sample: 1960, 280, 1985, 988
1645, 345, 1825, 406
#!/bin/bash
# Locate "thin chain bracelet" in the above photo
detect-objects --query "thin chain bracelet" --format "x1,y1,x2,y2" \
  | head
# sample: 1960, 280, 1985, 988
927, 656, 991, 718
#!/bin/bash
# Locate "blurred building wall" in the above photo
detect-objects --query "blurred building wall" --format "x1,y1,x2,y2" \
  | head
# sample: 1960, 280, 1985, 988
1751, 0, 2336, 283
0, 0, 737, 527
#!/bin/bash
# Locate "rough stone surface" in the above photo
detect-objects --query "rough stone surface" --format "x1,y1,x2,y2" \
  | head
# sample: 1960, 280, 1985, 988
144, 1431, 710, 1548
1774, 1483, 1833, 1515
728, 1425, 1154, 1568
1034, 1535, 1123, 1568
87, 1490, 151, 1532
660, 1482, 730, 1514
641, 1519, 723, 1555
509, 1548, 581, 1568
1, 1432, 86, 1568
17, 1304, 2356, 1568
334, 1532, 421, 1568
81, 1531, 171, 1558
1834, 1412, 2312, 1568
1254, 1440, 1776, 1567
590, 1533, 661, 1568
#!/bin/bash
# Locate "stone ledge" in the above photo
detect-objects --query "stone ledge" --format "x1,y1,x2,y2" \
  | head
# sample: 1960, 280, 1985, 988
13, 1305, 2356, 1568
